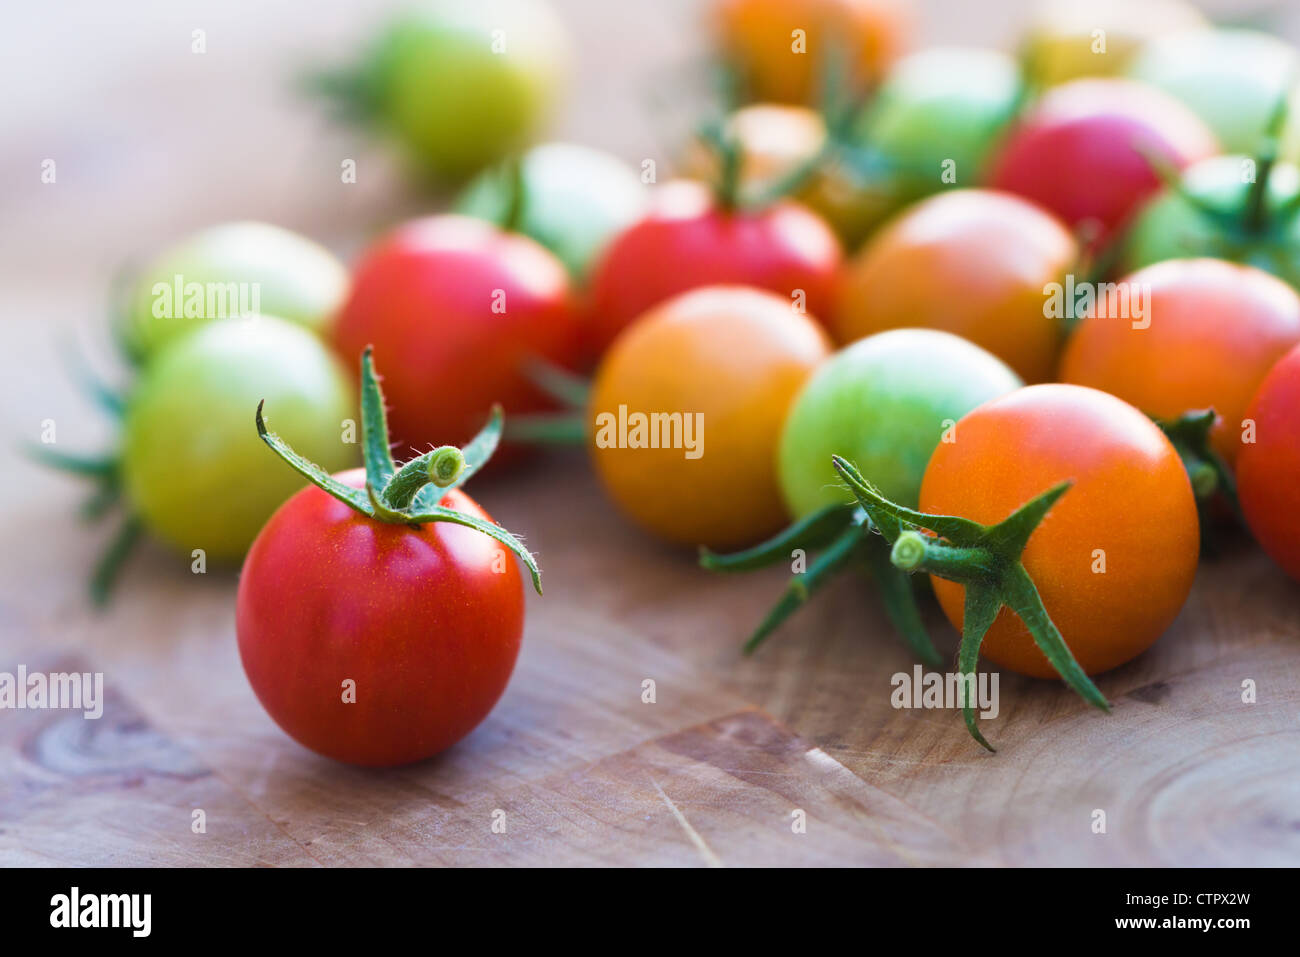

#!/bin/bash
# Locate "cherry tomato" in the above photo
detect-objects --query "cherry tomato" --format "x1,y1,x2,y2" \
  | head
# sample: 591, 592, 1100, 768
1122, 155, 1300, 287
709, 0, 909, 104
1129, 28, 1300, 157
341, 0, 570, 182
1237, 344, 1300, 582
921, 384, 1199, 677
585, 179, 842, 359
1021, 0, 1206, 88
587, 286, 831, 548
856, 46, 1021, 195
122, 221, 348, 363
679, 105, 891, 247
237, 468, 523, 766
779, 328, 1022, 516
454, 141, 648, 279
1060, 259, 1300, 464
834, 189, 1078, 383
332, 214, 579, 453
123, 316, 356, 562
988, 78, 1218, 245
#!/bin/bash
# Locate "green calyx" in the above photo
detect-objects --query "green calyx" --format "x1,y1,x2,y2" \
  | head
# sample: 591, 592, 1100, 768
257, 347, 542, 595
694, 45, 906, 215
27, 335, 140, 606
699, 502, 942, 668
1153, 408, 1241, 552
831, 455, 1109, 752
502, 357, 590, 445
1143, 89, 1300, 249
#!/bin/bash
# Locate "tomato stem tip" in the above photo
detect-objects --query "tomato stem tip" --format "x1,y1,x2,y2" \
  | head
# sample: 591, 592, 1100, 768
257, 354, 542, 594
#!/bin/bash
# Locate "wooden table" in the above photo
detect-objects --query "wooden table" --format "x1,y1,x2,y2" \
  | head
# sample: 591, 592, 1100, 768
3, 0, 1300, 868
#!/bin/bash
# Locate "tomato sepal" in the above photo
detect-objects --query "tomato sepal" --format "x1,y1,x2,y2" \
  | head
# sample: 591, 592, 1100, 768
833, 455, 1110, 751
1153, 408, 1240, 514
698, 502, 853, 572
257, 352, 542, 595
700, 503, 941, 666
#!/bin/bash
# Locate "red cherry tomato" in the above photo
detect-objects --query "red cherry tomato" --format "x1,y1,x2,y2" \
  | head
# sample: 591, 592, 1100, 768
333, 215, 579, 453
988, 79, 1217, 244
1237, 344, 1300, 582
236, 468, 524, 767
585, 179, 843, 359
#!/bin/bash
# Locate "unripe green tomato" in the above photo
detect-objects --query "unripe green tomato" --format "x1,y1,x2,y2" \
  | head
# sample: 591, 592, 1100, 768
122, 221, 348, 363
778, 328, 1022, 517
1123, 156, 1300, 287
121, 316, 356, 562
861, 46, 1022, 192
370, 0, 570, 183
454, 142, 647, 279
1128, 29, 1300, 158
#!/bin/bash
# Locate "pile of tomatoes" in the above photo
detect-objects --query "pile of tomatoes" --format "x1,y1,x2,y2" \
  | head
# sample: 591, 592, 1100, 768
48, 0, 1300, 762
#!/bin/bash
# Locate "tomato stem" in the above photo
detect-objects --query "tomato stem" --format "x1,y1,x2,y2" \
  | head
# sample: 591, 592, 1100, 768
497, 155, 528, 234
831, 455, 1107, 751
700, 504, 942, 666
256, 351, 543, 594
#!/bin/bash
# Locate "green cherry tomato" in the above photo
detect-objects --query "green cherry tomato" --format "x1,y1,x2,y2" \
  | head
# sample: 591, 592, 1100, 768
1128, 29, 1300, 157
777, 328, 1023, 517
364, 0, 570, 183
1123, 155, 1300, 287
122, 316, 356, 562
122, 221, 348, 363
859, 46, 1022, 194
454, 142, 648, 279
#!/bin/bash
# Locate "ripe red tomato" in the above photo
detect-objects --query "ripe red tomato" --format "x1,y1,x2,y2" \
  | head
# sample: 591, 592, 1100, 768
1060, 259, 1300, 465
988, 79, 1218, 245
921, 384, 1199, 678
1237, 344, 1300, 582
333, 215, 579, 453
237, 468, 523, 766
584, 179, 842, 359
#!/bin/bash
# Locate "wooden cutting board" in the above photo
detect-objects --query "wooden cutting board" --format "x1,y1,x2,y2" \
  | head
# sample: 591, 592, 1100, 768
3, 447, 1299, 867
3, 0, 1300, 869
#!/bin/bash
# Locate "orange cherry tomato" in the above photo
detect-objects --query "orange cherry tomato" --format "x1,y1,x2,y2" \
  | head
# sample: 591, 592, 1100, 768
709, 0, 910, 104
834, 189, 1078, 382
1060, 258, 1300, 464
588, 286, 831, 549
1237, 343, 1300, 582
921, 384, 1200, 678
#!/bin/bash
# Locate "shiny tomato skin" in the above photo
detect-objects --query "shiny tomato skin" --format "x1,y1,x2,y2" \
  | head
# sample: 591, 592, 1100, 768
584, 180, 843, 360
834, 190, 1077, 382
236, 469, 524, 767
988, 79, 1218, 244
1060, 259, 1300, 464
332, 215, 579, 454
921, 384, 1199, 678
1237, 345, 1300, 582
587, 286, 831, 549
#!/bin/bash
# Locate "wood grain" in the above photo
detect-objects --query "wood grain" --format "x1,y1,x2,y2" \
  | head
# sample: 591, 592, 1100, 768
2, 0, 1300, 867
